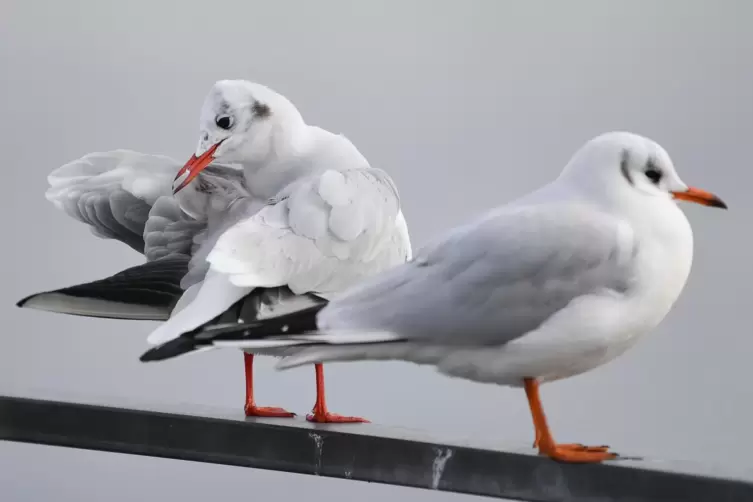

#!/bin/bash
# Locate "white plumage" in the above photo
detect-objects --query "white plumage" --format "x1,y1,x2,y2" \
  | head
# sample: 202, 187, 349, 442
146, 80, 411, 347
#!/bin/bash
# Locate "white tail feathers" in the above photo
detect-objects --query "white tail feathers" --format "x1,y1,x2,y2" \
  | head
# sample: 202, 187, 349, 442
298, 331, 401, 344
207, 330, 403, 368
146, 270, 252, 345
212, 340, 304, 349
210, 329, 400, 349
169, 281, 202, 316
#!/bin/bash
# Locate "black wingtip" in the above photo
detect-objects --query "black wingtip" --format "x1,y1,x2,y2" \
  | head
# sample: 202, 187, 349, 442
15, 257, 189, 319
141, 290, 328, 363
139, 347, 164, 362
16, 294, 33, 308
139, 336, 203, 362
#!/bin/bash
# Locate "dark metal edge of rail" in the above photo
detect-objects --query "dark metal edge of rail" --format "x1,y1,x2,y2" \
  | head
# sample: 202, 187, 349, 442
1, 395, 751, 502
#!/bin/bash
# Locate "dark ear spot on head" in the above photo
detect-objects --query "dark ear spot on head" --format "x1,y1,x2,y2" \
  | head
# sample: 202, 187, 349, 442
218, 100, 231, 115
252, 101, 271, 118
620, 148, 634, 186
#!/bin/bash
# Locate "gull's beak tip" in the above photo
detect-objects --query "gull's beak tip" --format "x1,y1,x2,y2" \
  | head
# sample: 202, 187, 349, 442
172, 169, 191, 195
171, 142, 223, 195
710, 197, 728, 210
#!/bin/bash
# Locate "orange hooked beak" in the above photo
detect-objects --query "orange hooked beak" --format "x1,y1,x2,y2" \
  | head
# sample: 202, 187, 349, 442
671, 186, 727, 209
172, 141, 224, 194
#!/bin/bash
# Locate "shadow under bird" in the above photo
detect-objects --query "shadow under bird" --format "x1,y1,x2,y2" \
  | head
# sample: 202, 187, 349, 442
145, 131, 727, 463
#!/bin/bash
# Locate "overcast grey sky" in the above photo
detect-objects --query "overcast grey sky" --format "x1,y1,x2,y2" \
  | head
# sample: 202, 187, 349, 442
2, 0, 752, 500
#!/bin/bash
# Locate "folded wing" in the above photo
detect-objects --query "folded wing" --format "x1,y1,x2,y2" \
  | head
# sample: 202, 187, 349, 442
145, 167, 412, 347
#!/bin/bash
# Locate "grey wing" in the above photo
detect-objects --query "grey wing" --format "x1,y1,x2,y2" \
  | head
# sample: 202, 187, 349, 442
172, 163, 249, 221
201, 163, 247, 186
150, 164, 255, 286
46, 150, 180, 254
145, 161, 252, 277
318, 204, 639, 345
47, 150, 249, 272
143, 196, 205, 262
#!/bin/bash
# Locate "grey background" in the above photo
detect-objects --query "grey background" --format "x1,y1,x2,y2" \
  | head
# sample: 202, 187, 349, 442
1, 0, 752, 500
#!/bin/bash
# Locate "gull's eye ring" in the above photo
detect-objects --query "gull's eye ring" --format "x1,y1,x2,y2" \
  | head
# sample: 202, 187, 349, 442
215, 115, 234, 130
644, 167, 662, 184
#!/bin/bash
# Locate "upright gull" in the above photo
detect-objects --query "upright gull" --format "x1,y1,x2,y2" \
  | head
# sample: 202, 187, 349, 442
184, 132, 726, 462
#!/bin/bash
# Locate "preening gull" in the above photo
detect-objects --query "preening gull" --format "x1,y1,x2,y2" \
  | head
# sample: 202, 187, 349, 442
139, 80, 412, 423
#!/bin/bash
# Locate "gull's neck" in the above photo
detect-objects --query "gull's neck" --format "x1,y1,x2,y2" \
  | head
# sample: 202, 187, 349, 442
241, 125, 370, 199
580, 176, 696, 336
621, 196, 694, 349
239, 119, 316, 199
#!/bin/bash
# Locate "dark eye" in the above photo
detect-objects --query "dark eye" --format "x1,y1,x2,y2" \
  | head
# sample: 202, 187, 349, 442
645, 167, 662, 184
215, 115, 234, 130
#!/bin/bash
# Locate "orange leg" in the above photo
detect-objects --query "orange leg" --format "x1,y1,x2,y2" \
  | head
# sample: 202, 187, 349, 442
524, 378, 616, 462
306, 364, 369, 424
243, 353, 296, 418
532, 425, 609, 453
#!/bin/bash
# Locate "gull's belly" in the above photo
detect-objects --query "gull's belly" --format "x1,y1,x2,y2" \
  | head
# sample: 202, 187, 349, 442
434, 287, 676, 387
432, 323, 644, 387
496, 328, 642, 385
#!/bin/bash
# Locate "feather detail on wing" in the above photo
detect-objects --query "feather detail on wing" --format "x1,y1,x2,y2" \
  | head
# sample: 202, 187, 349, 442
46, 150, 247, 264
144, 167, 411, 349
207, 167, 409, 294
46, 150, 180, 254
16, 256, 190, 320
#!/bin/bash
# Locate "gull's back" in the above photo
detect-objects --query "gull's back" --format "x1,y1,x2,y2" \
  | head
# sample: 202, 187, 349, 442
318, 202, 639, 345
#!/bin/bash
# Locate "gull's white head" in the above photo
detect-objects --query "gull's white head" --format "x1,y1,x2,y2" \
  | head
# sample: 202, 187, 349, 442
560, 131, 727, 211
173, 80, 306, 194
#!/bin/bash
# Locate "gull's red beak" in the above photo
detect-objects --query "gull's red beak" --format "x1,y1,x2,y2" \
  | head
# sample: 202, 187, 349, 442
173, 141, 223, 194
671, 186, 727, 209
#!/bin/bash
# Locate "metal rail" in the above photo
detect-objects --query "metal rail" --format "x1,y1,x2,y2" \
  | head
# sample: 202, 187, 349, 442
1, 394, 751, 501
